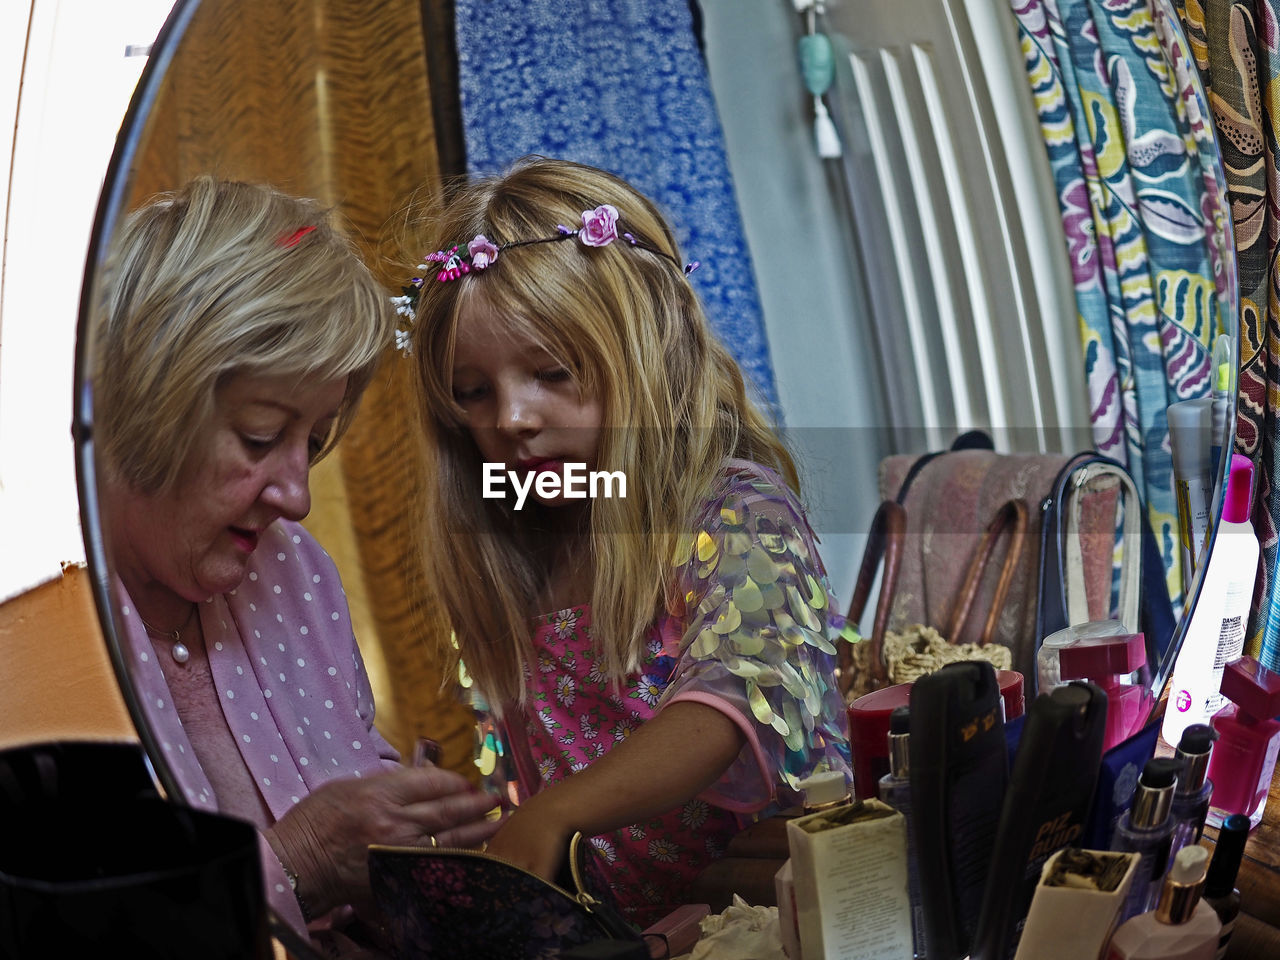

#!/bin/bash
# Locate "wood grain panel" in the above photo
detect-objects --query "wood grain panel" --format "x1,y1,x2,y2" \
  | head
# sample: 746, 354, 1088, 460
1203, 761, 1280, 938
111, 0, 475, 779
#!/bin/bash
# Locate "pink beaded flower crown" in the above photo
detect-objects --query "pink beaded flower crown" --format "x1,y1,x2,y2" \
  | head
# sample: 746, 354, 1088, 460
391, 204, 700, 348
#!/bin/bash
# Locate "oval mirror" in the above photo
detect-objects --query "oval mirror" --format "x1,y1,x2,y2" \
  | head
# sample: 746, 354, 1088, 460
74, 0, 1239, 952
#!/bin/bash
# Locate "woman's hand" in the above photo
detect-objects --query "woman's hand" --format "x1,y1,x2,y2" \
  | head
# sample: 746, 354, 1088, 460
265, 766, 503, 915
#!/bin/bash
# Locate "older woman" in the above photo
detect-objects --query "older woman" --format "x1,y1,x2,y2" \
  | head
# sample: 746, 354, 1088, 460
93, 177, 500, 949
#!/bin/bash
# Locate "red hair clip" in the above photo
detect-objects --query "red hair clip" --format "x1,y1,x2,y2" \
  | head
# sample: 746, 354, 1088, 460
277, 225, 317, 248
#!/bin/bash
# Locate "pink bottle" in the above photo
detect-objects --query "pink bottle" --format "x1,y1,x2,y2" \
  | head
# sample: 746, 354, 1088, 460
1059, 633, 1150, 752
1204, 657, 1280, 829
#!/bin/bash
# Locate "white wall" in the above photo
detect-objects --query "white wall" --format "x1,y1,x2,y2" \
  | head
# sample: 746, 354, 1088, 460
703, 0, 886, 604
0, 0, 173, 602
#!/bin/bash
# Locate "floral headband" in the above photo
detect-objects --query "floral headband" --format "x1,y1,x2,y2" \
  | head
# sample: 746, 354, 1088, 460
391, 204, 700, 351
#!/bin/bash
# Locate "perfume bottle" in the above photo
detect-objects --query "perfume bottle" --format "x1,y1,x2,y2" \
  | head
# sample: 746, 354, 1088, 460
1104, 845, 1220, 960
1205, 656, 1280, 829
879, 706, 927, 959
1202, 813, 1249, 960
799, 769, 852, 815
1058, 632, 1149, 751
1168, 724, 1217, 862
1111, 757, 1182, 922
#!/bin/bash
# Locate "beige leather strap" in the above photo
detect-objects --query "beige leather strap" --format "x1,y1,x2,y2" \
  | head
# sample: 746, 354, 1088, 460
945, 498, 1029, 647
842, 500, 906, 692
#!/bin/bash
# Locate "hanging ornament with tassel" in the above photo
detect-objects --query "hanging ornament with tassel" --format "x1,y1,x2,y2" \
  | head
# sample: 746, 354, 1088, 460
794, 0, 841, 159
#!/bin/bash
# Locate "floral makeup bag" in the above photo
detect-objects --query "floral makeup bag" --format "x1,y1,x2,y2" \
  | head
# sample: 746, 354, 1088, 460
367, 831, 642, 959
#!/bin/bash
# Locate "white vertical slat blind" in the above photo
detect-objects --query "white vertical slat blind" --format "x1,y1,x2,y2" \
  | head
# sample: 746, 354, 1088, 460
826, 0, 1092, 456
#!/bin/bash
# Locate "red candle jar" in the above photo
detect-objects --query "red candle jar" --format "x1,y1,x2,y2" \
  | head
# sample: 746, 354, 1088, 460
847, 670, 1024, 801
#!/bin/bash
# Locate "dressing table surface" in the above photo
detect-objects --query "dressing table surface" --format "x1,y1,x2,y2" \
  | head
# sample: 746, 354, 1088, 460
1207, 760, 1280, 958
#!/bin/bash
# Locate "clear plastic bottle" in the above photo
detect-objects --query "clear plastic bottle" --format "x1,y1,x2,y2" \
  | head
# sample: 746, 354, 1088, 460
878, 706, 926, 959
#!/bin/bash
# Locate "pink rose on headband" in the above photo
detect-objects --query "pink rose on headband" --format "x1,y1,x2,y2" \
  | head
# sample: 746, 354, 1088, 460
468, 235, 499, 270
579, 205, 619, 247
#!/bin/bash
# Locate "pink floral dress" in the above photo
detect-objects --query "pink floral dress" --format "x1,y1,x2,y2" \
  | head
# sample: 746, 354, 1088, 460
497, 460, 854, 924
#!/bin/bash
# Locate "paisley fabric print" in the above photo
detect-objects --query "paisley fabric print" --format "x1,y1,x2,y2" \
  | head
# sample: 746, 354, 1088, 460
1011, 0, 1235, 613
1172, 0, 1278, 650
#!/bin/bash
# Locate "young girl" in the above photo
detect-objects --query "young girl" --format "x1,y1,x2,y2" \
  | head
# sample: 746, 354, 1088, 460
407, 157, 852, 923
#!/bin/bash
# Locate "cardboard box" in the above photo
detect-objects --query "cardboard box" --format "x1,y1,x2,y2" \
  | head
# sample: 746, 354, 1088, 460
1012, 848, 1140, 960
785, 798, 912, 960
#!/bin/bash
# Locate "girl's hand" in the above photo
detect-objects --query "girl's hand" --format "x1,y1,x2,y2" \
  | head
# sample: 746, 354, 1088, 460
483, 702, 744, 884
483, 795, 572, 882
265, 765, 504, 915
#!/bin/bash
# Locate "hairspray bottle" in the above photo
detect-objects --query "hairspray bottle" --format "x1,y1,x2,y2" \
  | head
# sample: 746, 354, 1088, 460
971, 681, 1107, 960
1111, 757, 1182, 923
909, 660, 1008, 959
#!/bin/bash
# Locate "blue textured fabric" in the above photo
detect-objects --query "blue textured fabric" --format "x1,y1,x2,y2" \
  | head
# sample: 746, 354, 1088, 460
454, 0, 780, 412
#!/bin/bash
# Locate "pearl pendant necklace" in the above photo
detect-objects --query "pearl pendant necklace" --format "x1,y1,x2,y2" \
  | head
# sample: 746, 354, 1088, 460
139, 606, 197, 664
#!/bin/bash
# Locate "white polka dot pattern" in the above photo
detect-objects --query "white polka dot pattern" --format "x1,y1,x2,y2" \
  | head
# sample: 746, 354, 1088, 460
113, 518, 400, 835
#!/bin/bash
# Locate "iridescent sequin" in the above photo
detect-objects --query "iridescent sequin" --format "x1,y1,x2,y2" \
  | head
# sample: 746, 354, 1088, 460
670, 461, 855, 789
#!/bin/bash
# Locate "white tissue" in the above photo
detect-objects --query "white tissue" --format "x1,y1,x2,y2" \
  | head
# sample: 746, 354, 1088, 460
671, 895, 784, 960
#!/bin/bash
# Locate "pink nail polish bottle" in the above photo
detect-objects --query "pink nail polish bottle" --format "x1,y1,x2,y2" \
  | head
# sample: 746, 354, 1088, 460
1204, 657, 1280, 829
1059, 633, 1150, 752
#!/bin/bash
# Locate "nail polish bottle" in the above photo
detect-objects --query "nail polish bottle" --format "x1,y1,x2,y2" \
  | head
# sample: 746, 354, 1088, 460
879, 706, 927, 958
1168, 724, 1218, 862
1204, 656, 1280, 829
1202, 813, 1249, 960
1058, 632, 1150, 751
1104, 845, 1220, 959
1111, 757, 1182, 922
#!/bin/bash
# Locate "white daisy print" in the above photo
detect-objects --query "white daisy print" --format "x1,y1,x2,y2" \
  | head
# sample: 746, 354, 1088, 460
629, 674, 663, 707
552, 609, 579, 639
680, 799, 709, 830
589, 837, 618, 863
555, 675, 576, 708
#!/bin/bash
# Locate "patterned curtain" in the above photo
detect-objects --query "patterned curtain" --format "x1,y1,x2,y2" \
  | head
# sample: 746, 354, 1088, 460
453, 0, 781, 413
1174, 1, 1275, 656
1010, 0, 1236, 612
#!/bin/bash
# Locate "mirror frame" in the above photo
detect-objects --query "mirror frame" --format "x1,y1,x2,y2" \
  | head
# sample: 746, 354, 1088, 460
72, 2, 325, 954
73, 0, 196, 813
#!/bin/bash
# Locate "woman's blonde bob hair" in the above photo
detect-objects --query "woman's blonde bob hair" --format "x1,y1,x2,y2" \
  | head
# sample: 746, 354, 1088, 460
94, 176, 395, 494
412, 156, 796, 708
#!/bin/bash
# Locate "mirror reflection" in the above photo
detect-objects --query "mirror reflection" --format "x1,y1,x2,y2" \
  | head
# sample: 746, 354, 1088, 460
76, 0, 1246, 954
93, 176, 504, 950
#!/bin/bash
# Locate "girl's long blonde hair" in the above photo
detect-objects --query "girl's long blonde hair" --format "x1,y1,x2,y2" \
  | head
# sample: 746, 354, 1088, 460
411, 157, 795, 708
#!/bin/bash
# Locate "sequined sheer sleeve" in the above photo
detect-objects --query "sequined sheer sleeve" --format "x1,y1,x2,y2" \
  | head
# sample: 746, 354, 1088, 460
658, 460, 853, 813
